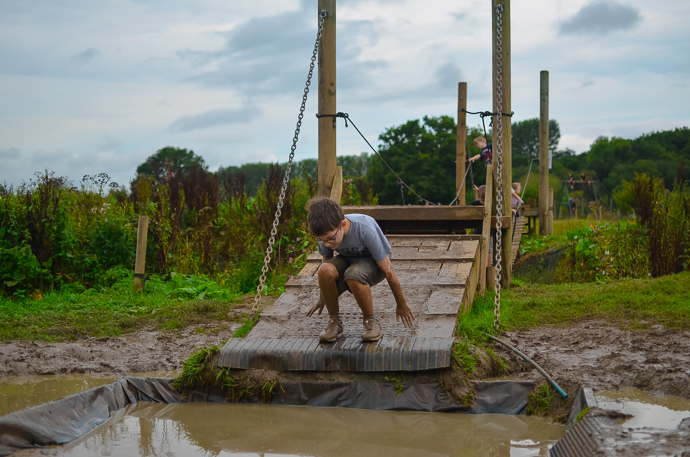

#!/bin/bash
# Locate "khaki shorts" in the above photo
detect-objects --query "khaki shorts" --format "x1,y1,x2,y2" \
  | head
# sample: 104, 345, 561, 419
322, 255, 386, 296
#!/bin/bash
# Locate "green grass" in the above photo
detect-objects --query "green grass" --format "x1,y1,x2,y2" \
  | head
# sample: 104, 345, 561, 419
0, 274, 252, 342
459, 271, 690, 342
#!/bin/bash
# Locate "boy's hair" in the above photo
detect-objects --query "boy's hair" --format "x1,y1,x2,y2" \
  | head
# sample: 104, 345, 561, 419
307, 197, 344, 236
475, 185, 486, 200
473, 136, 487, 148
512, 182, 520, 191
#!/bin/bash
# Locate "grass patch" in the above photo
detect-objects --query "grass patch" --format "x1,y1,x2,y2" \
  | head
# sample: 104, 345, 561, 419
526, 383, 555, 416
0, 274, 258, 342
459, 271, 690, 336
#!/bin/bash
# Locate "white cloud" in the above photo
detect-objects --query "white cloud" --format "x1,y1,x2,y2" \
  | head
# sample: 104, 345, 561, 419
0, 0, 688, 187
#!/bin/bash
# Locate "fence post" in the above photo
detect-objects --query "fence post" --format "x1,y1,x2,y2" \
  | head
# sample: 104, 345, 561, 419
133, 215, 149, 291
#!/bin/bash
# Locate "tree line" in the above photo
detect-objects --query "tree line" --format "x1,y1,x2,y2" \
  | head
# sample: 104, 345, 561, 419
138, 121, 688, 213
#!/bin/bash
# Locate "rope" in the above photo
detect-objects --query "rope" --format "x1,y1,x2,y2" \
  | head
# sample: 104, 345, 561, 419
460, 108, 513, 138
448, 164, 473, 206
320, 112, 441, 206
251, 9, 328, 317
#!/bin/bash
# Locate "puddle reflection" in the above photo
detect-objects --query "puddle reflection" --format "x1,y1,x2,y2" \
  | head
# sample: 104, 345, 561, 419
47, 402, 564, 457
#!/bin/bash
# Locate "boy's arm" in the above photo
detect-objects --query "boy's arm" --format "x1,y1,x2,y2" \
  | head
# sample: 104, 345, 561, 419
306, 256, 329, 317
376, 256, 414, 328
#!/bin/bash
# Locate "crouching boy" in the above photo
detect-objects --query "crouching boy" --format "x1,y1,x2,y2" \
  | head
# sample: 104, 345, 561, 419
306, 197, 414, 342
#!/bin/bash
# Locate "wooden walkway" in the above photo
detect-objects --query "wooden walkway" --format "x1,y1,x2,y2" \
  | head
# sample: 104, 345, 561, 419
219, 235, 481, 372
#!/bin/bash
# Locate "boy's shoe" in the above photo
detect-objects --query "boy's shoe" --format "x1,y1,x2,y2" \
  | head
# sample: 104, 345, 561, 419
362, 318, 383, 342
320, 318, 344, 343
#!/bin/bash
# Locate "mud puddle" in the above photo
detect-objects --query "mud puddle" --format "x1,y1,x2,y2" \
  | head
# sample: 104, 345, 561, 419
596, 387, 690, 430
14, 402, 565, 457
0, 372, 179, 416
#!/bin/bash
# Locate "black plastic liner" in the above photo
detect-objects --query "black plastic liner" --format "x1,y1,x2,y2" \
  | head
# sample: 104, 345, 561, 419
0, 377, 533, 456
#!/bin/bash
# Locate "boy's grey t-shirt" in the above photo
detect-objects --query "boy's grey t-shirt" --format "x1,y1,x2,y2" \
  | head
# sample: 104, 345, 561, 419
317, 214, 391, 262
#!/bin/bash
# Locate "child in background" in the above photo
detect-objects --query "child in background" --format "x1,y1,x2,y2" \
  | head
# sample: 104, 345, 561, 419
468, 136, 492, 166
511, 182, 524, 215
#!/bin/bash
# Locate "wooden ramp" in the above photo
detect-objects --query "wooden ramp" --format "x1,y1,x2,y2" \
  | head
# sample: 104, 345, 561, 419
219, 235, 481, 372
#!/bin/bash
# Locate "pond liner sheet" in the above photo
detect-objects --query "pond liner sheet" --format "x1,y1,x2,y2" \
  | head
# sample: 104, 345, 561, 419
0, 376, 533, 456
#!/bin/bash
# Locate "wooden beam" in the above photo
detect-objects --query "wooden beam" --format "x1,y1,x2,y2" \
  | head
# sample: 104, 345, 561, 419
317, 0, 336, 197
479, 163, 494, 295
330, 165, 343, 204
539, 70, 551, 236
456, 82, 468, 205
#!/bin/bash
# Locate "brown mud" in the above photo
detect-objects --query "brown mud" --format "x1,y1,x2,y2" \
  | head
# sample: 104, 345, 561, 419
494, 320, 690, 400
2, 315, 688, 403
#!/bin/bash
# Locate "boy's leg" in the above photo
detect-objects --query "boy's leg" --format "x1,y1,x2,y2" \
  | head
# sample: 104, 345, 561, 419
316, 257, 349, 342
344, 257, 386, 342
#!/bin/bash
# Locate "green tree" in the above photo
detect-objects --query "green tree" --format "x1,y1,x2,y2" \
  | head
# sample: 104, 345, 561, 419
368, 116, 457, 205
136, 146, 207, 181
511, 118, 561, 169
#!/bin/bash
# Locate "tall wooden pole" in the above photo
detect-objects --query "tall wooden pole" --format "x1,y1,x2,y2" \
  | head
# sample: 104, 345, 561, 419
318, 0, 337, 198
539, 70, 551, 235
492, 0, 512, 286
456, 82, 468, 205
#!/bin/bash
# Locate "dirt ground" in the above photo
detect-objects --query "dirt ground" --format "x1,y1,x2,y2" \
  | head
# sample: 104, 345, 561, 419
0, 321, 241, 377
2, 316, 689, 403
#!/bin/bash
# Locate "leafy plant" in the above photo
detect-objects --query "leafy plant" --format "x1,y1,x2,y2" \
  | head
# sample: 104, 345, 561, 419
384, 373, 405, 396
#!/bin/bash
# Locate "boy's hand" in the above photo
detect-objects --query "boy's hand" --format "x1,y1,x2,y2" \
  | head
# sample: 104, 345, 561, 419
396, 304, 415, 328
306, 296, 325, 317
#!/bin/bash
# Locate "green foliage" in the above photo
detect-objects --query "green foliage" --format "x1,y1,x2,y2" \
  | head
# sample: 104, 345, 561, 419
632, 174, 690, 277
575, 407, 591, 424
527, 383, 555, 416
136, 146, 207, 181
384, 373, 405, 396
370, 116, 458, 205
233, 314, 259, 338
511, 118, 561, 167
451, 340, 478, 377
173, 344, 220, 397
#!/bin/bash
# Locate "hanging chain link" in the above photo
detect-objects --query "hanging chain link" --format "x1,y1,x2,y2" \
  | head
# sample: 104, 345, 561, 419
493, 3, 505, 330
251, 10, 328, 316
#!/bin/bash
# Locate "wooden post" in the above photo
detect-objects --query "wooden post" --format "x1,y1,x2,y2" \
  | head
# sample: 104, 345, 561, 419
492, 0, 512, 286
548, 187, 554, 235
330, 165, 343, 204
133, 215, 149, 291
318, 0, 337, 198
479, 163, 494, 295
456, 82, 468, 205
539, 70, 551, 236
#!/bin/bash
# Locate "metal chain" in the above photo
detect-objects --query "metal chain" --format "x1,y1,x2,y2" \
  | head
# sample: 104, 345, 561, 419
252, 10, 328, 316
493, 3, 505, 330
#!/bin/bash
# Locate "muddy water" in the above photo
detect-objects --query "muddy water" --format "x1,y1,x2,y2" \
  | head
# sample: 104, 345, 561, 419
1, 374, 565, 456
597, 387, 690, 430
22, 402, 564, 457
0, 372, 178, 416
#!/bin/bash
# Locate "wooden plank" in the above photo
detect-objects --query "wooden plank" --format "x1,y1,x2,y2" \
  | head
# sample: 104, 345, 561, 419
438, 262, 473, 284
426, 289, 464, 315
298, 261, 320, 277
463, 243, 481, 314
343, 205, 484, 221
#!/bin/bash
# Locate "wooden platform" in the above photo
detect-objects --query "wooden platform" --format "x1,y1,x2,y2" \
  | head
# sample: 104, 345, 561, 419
342, 205, 511, 234
218, 234, 481, 372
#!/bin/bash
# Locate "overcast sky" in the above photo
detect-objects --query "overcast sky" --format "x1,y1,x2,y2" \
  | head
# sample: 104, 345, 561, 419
1, 0, 688, 188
